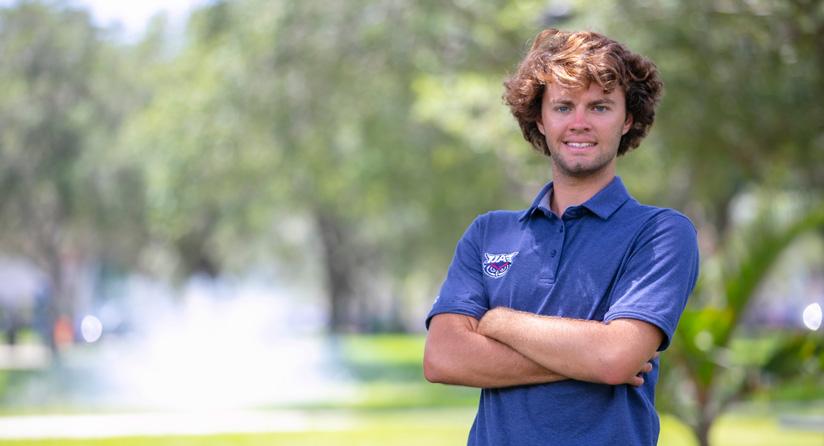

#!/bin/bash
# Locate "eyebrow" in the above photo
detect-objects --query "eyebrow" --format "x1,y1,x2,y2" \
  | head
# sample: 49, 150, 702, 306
549, 98, 617, 106
589, 98, 616, 106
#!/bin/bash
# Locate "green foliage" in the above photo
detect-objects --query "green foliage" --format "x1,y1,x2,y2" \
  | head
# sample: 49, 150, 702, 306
0, 0, 143, 252
117, 0, 551, 328
661, 203, 824, 443
761, 335, 824, 380
0, 1, 106, 252
0, 1, 144, 353
599, 0, 824, 231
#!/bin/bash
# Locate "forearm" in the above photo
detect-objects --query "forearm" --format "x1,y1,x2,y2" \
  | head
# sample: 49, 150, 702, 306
478, 308, 660, 385
424, 313, 568, 388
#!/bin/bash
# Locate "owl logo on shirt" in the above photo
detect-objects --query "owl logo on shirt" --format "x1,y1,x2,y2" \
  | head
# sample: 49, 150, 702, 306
482, 252, 519, 279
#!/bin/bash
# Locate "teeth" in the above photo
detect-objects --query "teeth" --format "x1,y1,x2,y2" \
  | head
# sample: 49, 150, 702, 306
566, 142, 595, 148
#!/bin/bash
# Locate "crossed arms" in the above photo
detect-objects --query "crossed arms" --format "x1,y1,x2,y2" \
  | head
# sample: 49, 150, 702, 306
423, 308, 662, 388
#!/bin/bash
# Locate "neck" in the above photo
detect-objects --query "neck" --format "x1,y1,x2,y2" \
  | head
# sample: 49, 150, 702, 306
549, 170, 615, 216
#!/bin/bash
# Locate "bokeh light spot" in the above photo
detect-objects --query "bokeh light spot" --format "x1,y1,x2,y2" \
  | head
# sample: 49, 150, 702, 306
81, 315, 103, 343
802, 303, 822, 331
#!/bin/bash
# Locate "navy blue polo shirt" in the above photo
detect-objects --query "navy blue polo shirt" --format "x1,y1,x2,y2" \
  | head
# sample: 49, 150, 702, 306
426, 176, 699, 446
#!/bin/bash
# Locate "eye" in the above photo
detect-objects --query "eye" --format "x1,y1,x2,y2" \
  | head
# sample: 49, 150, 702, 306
554, 105, 571, 113
592, 104, 610, 112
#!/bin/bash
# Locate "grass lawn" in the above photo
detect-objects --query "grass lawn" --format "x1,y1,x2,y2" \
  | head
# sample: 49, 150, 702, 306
0, 410, 821, 446
0, 409, 474, 446
0, 334, 821, 445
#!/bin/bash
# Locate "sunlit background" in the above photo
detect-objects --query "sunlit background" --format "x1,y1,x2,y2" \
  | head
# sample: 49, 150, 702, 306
0, 0, 822, 445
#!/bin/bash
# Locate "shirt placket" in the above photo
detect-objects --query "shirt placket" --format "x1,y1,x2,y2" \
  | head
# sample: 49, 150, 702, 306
538, 214, 565, 285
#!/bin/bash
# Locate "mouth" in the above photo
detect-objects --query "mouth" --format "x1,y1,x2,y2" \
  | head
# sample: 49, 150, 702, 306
564, 141, 597, 149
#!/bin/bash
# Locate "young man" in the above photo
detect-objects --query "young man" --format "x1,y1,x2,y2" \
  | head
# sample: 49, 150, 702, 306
423, 29, 699, 445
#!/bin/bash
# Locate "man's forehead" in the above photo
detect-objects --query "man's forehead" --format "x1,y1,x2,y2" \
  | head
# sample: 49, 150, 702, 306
545, 82, 623, 101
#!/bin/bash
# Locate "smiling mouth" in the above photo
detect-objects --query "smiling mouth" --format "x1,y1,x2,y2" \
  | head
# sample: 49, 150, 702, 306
565, 142, 596, 148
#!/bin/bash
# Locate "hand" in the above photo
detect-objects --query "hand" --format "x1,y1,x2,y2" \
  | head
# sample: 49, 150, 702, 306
625, 352, 659, 387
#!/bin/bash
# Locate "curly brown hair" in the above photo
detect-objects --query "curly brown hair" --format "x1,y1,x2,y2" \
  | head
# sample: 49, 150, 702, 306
503, 29, 663, 157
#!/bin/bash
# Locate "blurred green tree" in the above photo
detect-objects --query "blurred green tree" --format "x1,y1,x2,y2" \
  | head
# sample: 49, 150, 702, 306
599, 0, 824, 246
117, 2, 271, 280
120, 0, 553, 331
240, 0, 534, 330
0, 1, 144, 353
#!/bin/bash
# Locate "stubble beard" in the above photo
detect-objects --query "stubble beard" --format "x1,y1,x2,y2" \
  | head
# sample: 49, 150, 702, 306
548, 130, 624, 179
551, 149, 615, 178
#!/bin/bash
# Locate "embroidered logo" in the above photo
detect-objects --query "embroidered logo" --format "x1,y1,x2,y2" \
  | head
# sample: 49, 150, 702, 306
482, 252, 519, 279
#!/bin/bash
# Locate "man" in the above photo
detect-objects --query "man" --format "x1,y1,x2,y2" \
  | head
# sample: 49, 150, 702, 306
423, 29, 699, 445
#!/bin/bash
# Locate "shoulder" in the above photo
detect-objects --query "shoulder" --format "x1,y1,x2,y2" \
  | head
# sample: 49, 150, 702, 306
639, 206, 697, 236
475, 209, 525, 224
625, 204, 699, 257
470, 209, 528, 233
619, 199, 697, 233
455, 209, 529, 247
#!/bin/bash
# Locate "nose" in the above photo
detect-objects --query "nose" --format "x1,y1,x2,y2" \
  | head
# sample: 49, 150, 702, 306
569, 108, 591, 132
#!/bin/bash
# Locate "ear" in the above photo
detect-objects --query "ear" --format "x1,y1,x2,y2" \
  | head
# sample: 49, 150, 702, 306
537, 117, 546, 136
622, 113, 634, 135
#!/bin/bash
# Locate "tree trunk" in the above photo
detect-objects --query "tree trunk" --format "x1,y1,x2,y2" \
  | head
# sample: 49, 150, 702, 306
174, 211, 220, 279
315, 210, 360, 332
693, 415, 715, 446
42, 246, 67, 361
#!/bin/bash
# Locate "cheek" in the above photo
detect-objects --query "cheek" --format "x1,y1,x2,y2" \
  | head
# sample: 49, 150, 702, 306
542, 120, 564, 138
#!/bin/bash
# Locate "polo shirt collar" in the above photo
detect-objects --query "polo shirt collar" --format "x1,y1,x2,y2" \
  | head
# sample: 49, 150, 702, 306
519, 181, 554, 221
519, 176, 631, 221
582, 176, 631, 219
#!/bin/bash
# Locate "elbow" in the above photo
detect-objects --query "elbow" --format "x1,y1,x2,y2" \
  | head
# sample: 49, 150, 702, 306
422, 359, 440, 383
599, 368, 634, 386
422, 350, 449, 384
423, 339, 465, 384
595, 352, 641, 386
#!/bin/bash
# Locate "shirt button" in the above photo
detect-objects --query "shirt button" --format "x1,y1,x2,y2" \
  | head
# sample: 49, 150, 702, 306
559, 227, 564, 233
550, 249, 557, 257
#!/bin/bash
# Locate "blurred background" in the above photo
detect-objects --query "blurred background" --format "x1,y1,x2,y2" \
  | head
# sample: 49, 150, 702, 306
0, 0, 822, 445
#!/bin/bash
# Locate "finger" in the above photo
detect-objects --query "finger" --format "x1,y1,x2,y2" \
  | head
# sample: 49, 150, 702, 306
640, 362, 653, 374
629, 375, 644, 387
652, 352, 660, 360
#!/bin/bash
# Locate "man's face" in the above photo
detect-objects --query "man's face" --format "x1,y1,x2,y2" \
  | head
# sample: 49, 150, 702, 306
536, 82, 633, 181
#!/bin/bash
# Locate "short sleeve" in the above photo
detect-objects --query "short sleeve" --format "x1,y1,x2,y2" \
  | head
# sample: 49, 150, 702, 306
425, 216, 490, 329
603, 211, 699, 351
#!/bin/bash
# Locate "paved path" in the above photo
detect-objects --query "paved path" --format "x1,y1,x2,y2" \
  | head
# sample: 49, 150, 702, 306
0, 410, 353, 439
779, 415, 824, 433
0, 344, 50, 370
